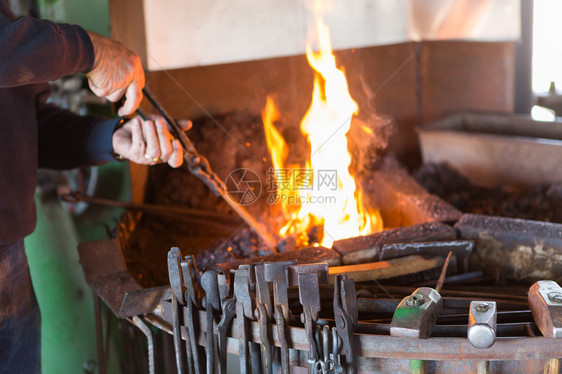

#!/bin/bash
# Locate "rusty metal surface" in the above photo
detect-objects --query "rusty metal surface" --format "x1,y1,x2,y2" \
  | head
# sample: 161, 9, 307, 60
78, 239, 170, 317
379, 240, 473, 272
81, 202, 560, 371
217, 246, 341, 273
78, 238, 127, 280
369, 169, 463, 229
157, 300, 562, 361
79, 222, 462, 318
455, 214, 562, 283
119, 286, 170, 318
296, 356, 550, 374
419, 111, 562, 188
528, 281, 562, 338
334, 222, 457, 265
152, 259, 555, 373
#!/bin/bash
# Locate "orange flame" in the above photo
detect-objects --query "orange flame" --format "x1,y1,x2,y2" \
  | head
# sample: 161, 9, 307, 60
262, 6, 382, 248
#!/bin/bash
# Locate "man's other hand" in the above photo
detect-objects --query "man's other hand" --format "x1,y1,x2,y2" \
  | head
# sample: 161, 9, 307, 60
86, 32, 145, 116
112, 116, 192, 168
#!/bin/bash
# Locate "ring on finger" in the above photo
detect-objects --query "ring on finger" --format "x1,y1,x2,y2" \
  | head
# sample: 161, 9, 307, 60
144, 154, 160, 162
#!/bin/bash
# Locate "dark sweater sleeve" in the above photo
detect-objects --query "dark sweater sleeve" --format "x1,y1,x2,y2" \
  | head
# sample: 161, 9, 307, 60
37, 103, 120, 169
0, 13, 94, 87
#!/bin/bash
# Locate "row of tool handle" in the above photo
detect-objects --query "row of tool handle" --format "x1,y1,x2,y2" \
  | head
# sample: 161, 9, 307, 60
166, 247, 358, 374
166, 247, 562, 374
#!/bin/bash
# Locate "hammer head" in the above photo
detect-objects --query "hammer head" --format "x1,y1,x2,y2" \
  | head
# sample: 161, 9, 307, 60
468, 301, 497, 349
529, 280, 562, 339
390, 287, 443, 339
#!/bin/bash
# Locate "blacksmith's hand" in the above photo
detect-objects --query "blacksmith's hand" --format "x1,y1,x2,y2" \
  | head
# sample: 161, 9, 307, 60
112, 116, 192, 168
86, 31, 145, 116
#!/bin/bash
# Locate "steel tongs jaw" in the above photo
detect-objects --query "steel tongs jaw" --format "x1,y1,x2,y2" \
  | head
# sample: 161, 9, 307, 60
216, 268, 236, 374
200, 265, 223, 310
234, 264, 257, 373
301, 274, 321, 370
200, 266, 225, 374
166, 249, 205, 374
181, 256, 203, 308
333, 274, 358, 374
234, 265, 256, 320
216, 297, 235, 374
254, 264, 275, 374
254, 264, 274, 321
288, 263, 329, 372
263, 260, 296, 374
167, 247, 187, 374
168, 247, 186, 305
264, 261, 296, 321
181, 255, 203, 374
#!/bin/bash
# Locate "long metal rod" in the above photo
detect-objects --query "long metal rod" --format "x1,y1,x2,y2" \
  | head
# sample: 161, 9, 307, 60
61, 191, 233, 219
94, 296, 107, 374
60, 191, 239, 233
435, 251, 453, 293
140, 88, 277, 248
131, 316, 155, 374
171, 297, 186, 374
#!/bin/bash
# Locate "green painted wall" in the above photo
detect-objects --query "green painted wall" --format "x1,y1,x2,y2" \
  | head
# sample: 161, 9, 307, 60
25, 196, 98, 373
38, 0, 110, 36
26, 162, 131, 374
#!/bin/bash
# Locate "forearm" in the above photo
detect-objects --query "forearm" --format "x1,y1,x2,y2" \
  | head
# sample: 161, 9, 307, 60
37, 104, 118, 169
0, 14, 94, 87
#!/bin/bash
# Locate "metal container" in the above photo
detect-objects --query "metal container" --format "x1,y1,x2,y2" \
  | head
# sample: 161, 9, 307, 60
418, 112, 562, 188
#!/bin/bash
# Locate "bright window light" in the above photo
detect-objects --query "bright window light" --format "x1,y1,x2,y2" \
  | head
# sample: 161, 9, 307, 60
531, 105, 556, 121
532, 0, 562, 93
